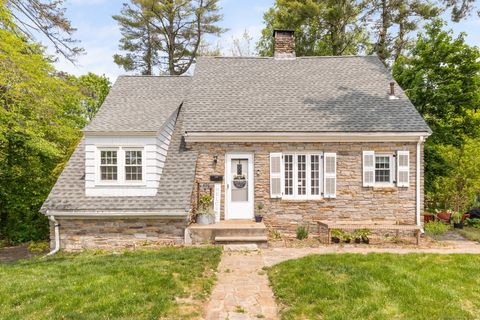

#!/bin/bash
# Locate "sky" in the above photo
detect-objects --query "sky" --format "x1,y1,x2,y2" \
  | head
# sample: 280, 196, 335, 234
53, 0, 480, 82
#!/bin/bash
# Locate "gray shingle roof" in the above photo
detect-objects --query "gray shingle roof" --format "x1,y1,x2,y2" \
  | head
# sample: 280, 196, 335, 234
83, 76, 190, 132
41, 108, 197, 214
183, 55, 430, 133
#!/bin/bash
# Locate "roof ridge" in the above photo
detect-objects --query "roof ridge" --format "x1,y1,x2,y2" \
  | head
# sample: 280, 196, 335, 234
117, 74, 192, 78
197, 55, 378, 60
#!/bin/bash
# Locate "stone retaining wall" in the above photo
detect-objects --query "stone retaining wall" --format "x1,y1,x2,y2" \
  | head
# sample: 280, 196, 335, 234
190, 141, 424, 235
50, 217, 187, 251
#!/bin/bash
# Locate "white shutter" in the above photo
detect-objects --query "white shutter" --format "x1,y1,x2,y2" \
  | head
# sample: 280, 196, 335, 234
270, 153, 283, 198
363, 151, 375, 187
323, 153, 336, 198
397, 150, 410, 187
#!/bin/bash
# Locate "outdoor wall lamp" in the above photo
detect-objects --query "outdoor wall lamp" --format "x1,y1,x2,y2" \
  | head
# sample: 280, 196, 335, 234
213, 155, 218, 165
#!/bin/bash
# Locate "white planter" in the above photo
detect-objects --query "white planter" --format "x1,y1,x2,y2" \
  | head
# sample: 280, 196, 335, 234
197, 214, 215, 225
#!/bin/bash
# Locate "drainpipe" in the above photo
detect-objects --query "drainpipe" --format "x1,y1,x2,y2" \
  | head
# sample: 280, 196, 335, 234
47, 215, 60, 256
416, 136, 424, 231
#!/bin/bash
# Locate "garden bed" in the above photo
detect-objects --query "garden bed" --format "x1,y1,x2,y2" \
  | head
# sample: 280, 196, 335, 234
0, 247, 221, 319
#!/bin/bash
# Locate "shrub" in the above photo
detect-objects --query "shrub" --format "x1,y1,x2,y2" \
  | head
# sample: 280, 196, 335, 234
465, 218, 480, 228
331, 229, 344, 239
425, 221, 450, 239
296, 225, 309, 240
269, 228, 282, 240
27, 241, 50, 253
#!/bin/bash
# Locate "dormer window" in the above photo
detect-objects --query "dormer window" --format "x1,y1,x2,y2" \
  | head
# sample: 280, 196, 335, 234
100, 150, 118, 181
96, 147, 145, 185
125, 150, 143, 181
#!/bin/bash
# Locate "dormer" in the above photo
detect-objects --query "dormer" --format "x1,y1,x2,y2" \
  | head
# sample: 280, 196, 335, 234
81, 76, 190, 197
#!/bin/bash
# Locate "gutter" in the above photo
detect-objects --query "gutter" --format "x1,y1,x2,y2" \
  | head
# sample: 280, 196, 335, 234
416, 136, 424, 232
46, 215, 60, 256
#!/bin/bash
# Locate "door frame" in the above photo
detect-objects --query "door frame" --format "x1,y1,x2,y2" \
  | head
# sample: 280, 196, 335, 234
224, 152, 254, 220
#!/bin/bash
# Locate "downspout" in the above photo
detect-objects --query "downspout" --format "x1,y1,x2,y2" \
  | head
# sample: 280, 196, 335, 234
416, 136, 424, 231
47, 215, 60, 256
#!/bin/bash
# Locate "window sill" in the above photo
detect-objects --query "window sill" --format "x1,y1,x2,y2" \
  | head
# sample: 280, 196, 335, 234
94, 183, 147, 188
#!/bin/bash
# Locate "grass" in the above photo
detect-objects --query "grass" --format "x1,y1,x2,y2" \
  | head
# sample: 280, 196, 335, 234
268, 253, 480, 320
0, 247, 221, 320
458, 227, 480, 242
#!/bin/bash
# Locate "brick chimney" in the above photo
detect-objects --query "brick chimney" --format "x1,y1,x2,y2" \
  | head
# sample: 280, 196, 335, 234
273, 29, 295, 59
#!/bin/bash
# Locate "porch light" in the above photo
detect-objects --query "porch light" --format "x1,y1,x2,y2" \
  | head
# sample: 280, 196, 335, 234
213, 155, 218, 165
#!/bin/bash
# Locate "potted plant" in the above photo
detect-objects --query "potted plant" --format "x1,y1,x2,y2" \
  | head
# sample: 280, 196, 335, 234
358, 228, 371, 244
331, 229, 343, 243
451, 211, 464, 229
342, 231, 353, 243
354, 230, 362, 243
254, 202, 264, 222
196, 195, 215, 225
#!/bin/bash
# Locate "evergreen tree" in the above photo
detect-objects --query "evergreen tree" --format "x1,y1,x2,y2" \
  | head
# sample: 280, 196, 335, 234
113, 0, 225, 75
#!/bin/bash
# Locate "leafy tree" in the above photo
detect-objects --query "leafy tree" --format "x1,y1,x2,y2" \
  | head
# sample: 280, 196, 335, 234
393, 20, 480, 197
258, 0, 371, 57
4, 0, 82, 62
0, 5, 108, 243
69, 73, 111, 122
113, 0, 225, 75
429, 138, 480, 212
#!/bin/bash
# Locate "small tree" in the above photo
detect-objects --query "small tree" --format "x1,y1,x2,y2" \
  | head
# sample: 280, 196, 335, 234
430, 138, 480, 212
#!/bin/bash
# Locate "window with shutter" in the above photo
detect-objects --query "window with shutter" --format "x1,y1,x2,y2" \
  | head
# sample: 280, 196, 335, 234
270, 153, 283, 198
362, 151, 375, 187
397, 151, 410, 187
323, 153, 336, 198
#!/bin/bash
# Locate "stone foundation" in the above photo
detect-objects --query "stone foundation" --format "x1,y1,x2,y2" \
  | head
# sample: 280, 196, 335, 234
190, 141, 424, 236
50, 217, 188, 251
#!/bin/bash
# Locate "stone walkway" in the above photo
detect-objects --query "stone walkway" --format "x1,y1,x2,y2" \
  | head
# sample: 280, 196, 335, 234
204, 250, 278, 320
203, 238, 480, 319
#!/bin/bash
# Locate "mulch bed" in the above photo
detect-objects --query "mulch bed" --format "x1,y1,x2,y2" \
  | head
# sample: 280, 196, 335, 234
0, 244, 38, 263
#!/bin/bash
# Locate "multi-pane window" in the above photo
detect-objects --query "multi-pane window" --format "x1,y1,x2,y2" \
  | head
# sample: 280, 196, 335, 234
125, 150, 143, 181
98, 148, 144, 184
283, 153, 322, 199
310, 155, 320, 195
297, 155, 306, 195
375, 155, 392, 183
284, 155, 293, 196
100, 150, 118, 181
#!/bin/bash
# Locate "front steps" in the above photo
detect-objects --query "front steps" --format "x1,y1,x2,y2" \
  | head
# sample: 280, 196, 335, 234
188, 220, 268, 248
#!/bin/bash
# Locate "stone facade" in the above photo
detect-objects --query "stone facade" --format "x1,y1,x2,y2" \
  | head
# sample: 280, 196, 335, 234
190, 141, 424, 235
50, 217, 187, 251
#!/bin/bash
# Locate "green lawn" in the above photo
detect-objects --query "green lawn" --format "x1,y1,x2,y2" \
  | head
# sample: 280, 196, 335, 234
268, 253, 480, 320
0, 247, 221, 320
458, 227, 480, 242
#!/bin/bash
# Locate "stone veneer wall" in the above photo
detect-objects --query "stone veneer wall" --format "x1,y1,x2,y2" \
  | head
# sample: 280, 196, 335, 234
190, 142, 424, 235
50, 218, 187, 251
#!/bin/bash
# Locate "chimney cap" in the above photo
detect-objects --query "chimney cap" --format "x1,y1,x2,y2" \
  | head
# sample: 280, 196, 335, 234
273, 29, 295, 37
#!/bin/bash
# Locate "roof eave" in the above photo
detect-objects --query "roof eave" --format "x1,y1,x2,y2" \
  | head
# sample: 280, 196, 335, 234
184, 131, 431, 143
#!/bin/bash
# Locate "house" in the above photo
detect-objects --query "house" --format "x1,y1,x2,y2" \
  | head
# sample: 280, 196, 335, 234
41, 30, 430, 251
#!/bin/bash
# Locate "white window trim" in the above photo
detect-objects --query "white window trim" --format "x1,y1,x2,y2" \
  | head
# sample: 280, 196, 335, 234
95, 146, 146, 186
282, 152, 323, 200
373, 153, 396, 187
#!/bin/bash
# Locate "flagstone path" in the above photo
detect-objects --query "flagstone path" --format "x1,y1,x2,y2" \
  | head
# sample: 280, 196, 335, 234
203, 237, 480, 319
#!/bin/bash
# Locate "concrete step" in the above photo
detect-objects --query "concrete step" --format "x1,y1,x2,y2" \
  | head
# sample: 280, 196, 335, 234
215, 235, 268, 242
214, 235, 268, 248
214, 227, 267, 237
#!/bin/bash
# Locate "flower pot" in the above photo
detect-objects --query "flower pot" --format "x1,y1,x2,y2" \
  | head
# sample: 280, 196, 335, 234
453, 222, 464, 229
354, 238, 361, 244
362, 237, 370, 244
197, 214, 214, 225
344, 239, 351, 244
423, 214, 435, 223
332, 237, 340, 243
254, 215, 263, 223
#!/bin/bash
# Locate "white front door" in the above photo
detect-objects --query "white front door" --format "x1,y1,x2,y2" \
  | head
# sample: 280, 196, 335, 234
225, 153, 254, 220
